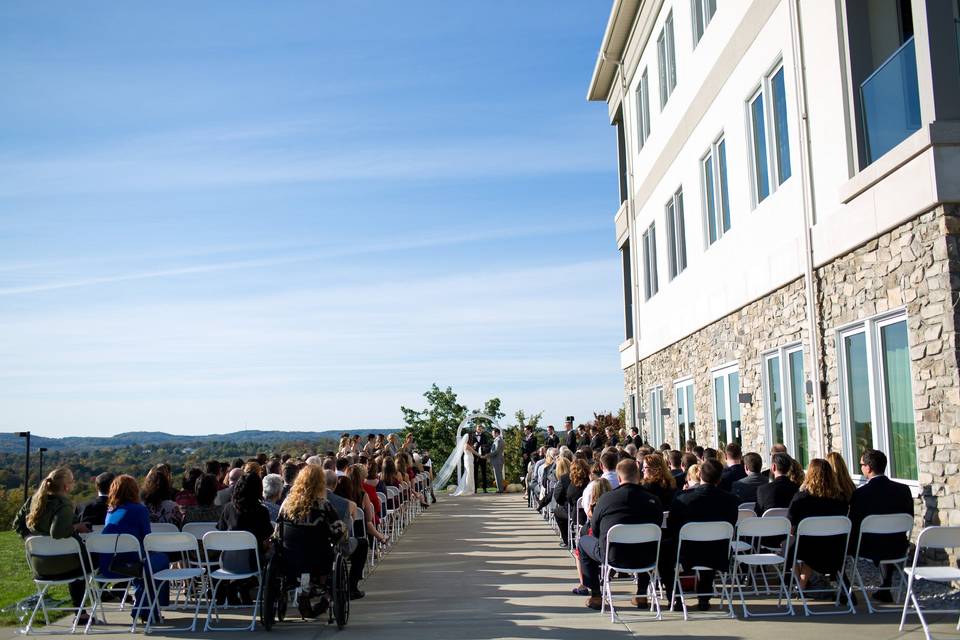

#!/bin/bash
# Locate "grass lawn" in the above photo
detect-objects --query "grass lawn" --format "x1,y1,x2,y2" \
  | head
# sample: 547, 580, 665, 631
0, 530, 69, 626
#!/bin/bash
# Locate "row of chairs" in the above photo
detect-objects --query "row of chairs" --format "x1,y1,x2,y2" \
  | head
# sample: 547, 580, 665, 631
370, 472, 431, 569
539, 498, 960, 639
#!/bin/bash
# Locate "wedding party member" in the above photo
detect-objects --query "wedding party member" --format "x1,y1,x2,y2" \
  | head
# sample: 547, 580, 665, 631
521, 426, 538, 475
472, 423, 490, 493
544, 425, 560, 449
563, 417, 577, 451
731, 452, 766, 504
754, 452, 800, 516
489, 428, 506, 493
848, 449, 913, 602
14, 467, 92, 622
577, 459, 663, 610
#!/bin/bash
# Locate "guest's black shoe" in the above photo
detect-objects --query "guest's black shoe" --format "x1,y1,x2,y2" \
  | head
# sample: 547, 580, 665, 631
697, 597, 711, 611
585, 596, 603, 610
873, 589, 894, 603
349, 589, 365, 600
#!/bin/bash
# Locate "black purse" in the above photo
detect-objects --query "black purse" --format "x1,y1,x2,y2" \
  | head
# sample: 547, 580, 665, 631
107, 533, 144, 579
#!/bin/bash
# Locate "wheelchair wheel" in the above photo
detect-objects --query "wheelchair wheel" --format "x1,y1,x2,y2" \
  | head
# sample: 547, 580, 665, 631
261, 556, 284, 631
330, 553, 350, 629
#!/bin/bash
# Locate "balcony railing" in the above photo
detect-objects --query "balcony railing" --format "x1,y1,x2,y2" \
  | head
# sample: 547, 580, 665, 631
860, 36, 921, 164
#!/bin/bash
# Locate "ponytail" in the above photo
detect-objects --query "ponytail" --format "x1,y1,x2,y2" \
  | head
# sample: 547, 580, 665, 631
26, 467, 73, 531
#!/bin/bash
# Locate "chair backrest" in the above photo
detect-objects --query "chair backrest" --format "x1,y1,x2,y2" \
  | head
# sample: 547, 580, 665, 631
739, 501, 756, 513
678, 520, 735, 543
737, 509, 757, 524
607, 523, 661, 545
738, 516, 791, 539
796, 515, 851, 538
762, 507, 789, 519
915, 525, 960, 550
25, 535, 82, 557
182, 522, 218, 540
859, 513, 914, 537
91, 524, 105, 533
144, 532, 199, 554
150, 522, 181, 534
376, 492, 387, 517
201, 530, 257, 553
83, 532, 142, 556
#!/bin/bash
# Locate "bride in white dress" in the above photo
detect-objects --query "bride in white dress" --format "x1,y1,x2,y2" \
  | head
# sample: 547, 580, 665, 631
452, 434, 476, 496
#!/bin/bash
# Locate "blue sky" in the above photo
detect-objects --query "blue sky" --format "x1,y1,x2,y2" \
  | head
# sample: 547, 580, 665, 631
0, 2, 623, 437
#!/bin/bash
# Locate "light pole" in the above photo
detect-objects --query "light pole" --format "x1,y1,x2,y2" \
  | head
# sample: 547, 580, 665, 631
38, 447, 48, 484
15, 431, 30, 504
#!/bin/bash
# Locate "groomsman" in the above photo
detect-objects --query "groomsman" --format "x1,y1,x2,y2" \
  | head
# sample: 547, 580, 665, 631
544, 425, 560, 449
563, 416, 577, 450
521, 426, 538, 472
473, 423, 490, 493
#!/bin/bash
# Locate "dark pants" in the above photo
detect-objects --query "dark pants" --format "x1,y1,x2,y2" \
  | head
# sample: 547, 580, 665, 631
555, 508, 570, 546
348, 539, 368, 590
474, 457, 488, 492
578, 535, 604, 596
657, 539, 717, 602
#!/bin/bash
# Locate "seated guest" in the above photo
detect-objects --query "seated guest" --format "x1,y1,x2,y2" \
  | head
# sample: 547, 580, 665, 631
600, 450, 620, 489
788, 458, 850, 589
577, 460, 663, 610
640, 454, 676, 506
761, 443, 788, 478
719, 442, 746, 491
693, 446, 705, 461
181, 473, 223, 524
101, 474, 170, 623
79, 472, 115, 527
849, 449, 914, 602
755, 452, 800, 515
545, 457, 570, 531
661, 458, 739, 611
555, 459, 589, 548
732, 452, 766, 504
572, 476, 613, 595
14, 467, 92, 624
217, 472, 274, 604
174, 468, 202, 508
827, 451, 857, 503
680, 452, 697, 476
667, 450, 685, 485
324, 470, 369, 600
262, 473, 283, 522
215, 468, 242, 507
141, 465, 181, 526
281, 463, 299, 501
350, 465, 389, 546
684, 464, 701, 490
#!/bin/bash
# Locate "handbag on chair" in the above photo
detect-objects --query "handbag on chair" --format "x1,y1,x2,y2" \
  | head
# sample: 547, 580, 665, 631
108, 534, 144, 579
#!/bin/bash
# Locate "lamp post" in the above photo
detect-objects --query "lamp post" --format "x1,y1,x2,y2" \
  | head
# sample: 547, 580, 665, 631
15, 431, 30, 504
38, 447, 48, 484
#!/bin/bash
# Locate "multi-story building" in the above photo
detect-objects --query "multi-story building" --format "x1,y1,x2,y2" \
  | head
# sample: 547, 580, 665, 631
588, 0, 960, 527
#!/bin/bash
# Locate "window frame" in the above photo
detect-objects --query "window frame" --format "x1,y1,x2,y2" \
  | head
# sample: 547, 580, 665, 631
665, 187, 687, 280
636, 69, 651, 149
761, 343, 810, 466
711, 363, 741, 448
642, 222, 659, 300
620, 242, 634, 340
746, 59, 791, 209
701, 134, 730, 247
691, 0, 717, 46
657, 11, 677, 109
649, 385, 665, 446
674, 376, 695, 446
836, 309, 919, 486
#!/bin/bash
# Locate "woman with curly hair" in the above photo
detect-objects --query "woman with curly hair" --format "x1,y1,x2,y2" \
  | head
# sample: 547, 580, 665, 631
826, 451, 857, 503
640, 454, 676, 505
788, 458, 850, 589
554, 458, 589, 549
141, 465, 181, 526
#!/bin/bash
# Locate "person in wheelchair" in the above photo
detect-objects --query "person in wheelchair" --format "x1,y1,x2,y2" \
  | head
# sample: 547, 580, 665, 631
275, 465, 348, 619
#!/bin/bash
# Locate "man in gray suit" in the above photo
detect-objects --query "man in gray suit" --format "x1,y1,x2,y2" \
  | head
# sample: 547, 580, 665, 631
487, 428, 506, 494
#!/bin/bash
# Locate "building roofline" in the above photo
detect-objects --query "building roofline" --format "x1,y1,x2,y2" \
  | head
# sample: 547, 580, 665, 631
586, 0, 642, 102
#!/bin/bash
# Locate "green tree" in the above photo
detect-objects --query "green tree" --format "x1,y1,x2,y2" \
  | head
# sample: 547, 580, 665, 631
400, 384, 468, 462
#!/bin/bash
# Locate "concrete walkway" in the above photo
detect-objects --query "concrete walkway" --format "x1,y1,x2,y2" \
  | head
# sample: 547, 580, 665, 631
5, 493, 959, 639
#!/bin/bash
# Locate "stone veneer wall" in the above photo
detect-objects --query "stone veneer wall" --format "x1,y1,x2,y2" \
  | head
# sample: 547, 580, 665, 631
624, 205, 960, 529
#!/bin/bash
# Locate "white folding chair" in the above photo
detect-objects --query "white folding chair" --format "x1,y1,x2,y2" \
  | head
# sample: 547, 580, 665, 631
84, 532, 151, 632
790, 515, 855, 616
669, 521, 735, 620
731, 510, 757, 555
899, 526, 960, 640
22, 536, 92, 635
600, 524, 662, 622
849, 513, 913, 613
762, 507, 790, 518
572, 497, 584, 551
201, 531, 263, 631
150, 522, 181, 534
740, 502, 756, 513
376, 491, 390, 558
732, 517, 793, 617
385, 487, 400, 541
143, 532, 205, 632
181, 522, 217, 540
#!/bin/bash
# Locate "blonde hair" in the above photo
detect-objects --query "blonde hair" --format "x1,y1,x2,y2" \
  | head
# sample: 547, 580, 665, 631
555, 456, 571, 478
826, 452, 856, 502
27, 467, 73, 530
590, 478, 613, 508
280, 464, 327, 521
685, 464, 701, 487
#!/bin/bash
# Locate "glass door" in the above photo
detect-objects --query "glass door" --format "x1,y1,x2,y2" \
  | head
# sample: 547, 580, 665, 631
712, 365, 741, 447
674, 379, 695, 446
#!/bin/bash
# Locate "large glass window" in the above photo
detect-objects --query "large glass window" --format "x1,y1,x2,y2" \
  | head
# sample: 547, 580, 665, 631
665, 188, 686, 279
713, 365, 741, 447
621, 242, 633, 340
748, 61, 792, 207
691, 0, 717, 46
838, 312, 918, 481
649, 386, 665, 446
763, 345, 811, 467
675, 378, 696, 446
642, 223, 658, 300
636, 69, 651, 149
657, 11, 677, 109
702, 135, 730, 246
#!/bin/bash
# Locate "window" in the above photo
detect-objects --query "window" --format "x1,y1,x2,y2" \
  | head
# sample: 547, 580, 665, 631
691, 0, 717, 45
675, 378, 695, 446
838, 312, 918, 481
713, 365, 741, 447
747, 62, 791, 206
621, 242, 634, 340
657, 12, 677, 108
649, 386, 665, 446
665, 188, 687, 279
642, 223, 658, 300
762, 345, 810, 467
701, 135, 730, 246
636, 69, 651, 149
629, 393, 638, 431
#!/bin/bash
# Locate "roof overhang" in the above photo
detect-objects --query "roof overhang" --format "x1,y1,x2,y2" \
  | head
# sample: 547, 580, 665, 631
586, 0, 642, 102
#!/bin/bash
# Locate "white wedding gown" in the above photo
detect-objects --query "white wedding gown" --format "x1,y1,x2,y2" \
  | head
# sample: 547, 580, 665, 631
453, 442, 476, 496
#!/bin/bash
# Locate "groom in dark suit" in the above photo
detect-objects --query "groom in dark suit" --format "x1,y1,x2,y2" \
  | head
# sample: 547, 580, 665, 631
473, 423, 490, 493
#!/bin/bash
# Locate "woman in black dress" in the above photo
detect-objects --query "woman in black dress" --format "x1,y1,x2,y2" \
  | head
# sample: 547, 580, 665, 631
640, 454, 677, 506
787, 458, 850, 589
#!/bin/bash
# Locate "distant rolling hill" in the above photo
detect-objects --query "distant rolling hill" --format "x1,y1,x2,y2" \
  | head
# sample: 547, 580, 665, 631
0, 428, 385, 454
